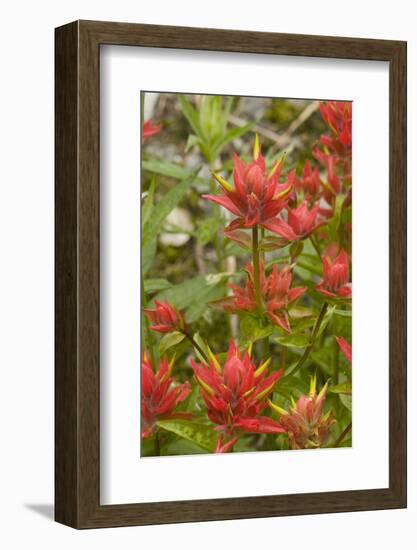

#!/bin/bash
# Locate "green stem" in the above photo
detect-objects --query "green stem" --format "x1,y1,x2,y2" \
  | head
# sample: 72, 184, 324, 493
141, 276, 157, 368
183, 331, 210, 364
208, 161, 225, 273
154, 432, 161, 456
333, 337, 340, 384
252, 226, 263, 315
290, 302, 329, 376
252, 226, 271, 357
309, 235, 322, 261
334, 422, 352, 448
260, 226, 265, 263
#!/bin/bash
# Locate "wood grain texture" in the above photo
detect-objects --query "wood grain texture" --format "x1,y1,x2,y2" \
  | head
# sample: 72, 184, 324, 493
55, 20, 407, 529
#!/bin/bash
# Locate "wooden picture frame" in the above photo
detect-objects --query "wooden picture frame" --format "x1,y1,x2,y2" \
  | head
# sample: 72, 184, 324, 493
55, 20, 407, 529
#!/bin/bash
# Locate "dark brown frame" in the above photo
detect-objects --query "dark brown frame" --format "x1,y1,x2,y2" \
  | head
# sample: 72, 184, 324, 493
55, 20, 407, 529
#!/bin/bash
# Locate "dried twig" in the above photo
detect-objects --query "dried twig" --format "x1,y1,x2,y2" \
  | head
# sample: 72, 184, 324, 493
228, 100, 320, 154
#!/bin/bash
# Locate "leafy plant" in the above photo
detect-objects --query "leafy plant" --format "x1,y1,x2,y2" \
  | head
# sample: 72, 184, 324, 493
141, 95, 352, 455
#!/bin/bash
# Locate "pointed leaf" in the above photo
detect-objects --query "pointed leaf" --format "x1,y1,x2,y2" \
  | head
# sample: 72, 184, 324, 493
177, 95, 204, 139
142, 170, 199, 246
159, 331, 186, 356
144, 278, 173, 293
157, 419, 217, 452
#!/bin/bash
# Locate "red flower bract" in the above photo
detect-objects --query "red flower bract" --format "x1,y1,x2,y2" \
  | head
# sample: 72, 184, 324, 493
202, 136, 291, 231
336, 336, 352, 363
270, 376, 334, 450
192, 341, 285, 452
142, 119, 162, 143
143, 300, 185, 333
316, 250, 352, 299
215, 263, 306, 333
319, 101, 352, 152
294, 160, 321, 201
263, 201, 324, 243
141, 353, 191, 438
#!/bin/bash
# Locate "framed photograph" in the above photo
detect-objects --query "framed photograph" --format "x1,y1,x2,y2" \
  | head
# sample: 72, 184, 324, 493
55, 20, 407, 528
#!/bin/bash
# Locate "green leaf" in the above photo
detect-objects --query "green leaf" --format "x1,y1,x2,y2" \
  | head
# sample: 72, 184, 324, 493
163, 438, 206, 455
275, 333, 310, 348
339, 394, 352, 411
144, 278, 173, 293
329, 382, 352, 395
142, 238, 157, 275
274, 375, 309, 400
157, 419, 217, 452
259, 235, 288, 251
192, 332, 210, 363
185, 283, 228, 323
310, 347, 334, 375
333, 193, 346, 231
185, 134, 201, 152
240, 315, 273, 344
142, 159, 208, 186
141, 176, 156, 228
211, 122, 254, 156
195, 217, 221, 246
142, 170, 198, 246
159, 331, 186, 355
294, 258, 323, 277
154, 273, 229, 323
334, 308, 352, 318
316, 305, 336, 338
177, 95, 204, 139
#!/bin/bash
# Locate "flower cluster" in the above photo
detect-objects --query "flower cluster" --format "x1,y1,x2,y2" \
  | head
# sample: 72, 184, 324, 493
141, 96, 352, 456
216, 263, 306, 332
141, 353, 190, 438
192, 341, 284, 452
316, 250, 351, 299
144, 300, 185, 333
203, 135, 291, 233
269, 376, 334, 450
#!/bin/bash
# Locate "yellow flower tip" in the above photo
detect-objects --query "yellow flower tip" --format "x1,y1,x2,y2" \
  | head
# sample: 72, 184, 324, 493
247, 341, 253, 357
160, 353, 176, 382
243, 387, 256, 398
212, 171, 234, 193
309, 374, 317, 397
196, 375, 215, 396
317, 379, 330, 401
268, 398, 288, 417
254, 357, 271, 378
268, 158, 282, 178
290, 396, 297, 409
273, 183, 293, 201
255, 380, 276, 402
253, 133, 261, 160
322, 409, 332, 422
168, 353, 176, 375
207, 346, 222, 373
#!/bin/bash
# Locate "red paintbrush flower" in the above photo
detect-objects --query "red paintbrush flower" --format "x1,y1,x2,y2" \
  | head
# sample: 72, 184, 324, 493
215, 436, 239, 453
215, 263, 306, 333
316, 250, 352, 299
336, 336, 352, 363
192, 341, 285, 452
319, 101, 352, 152
141, 352, 191, 438
263, 201, 324, 243
142, 119, 162, 143
294, 160, 321, 201
269, 376, 334, 450
143, 300, 185, 333
202, 135, 292, 231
